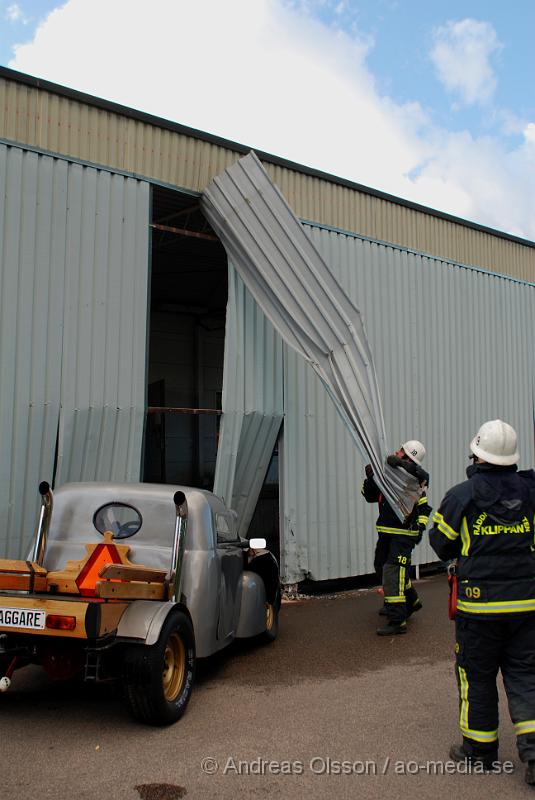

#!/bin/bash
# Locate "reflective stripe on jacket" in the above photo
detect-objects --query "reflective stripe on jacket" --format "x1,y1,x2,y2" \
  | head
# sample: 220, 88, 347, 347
429, 463, 535, 617
362, 474, 431, 543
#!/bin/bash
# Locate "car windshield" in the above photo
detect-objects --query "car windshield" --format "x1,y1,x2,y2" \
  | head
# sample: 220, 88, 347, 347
93, 503, 143, 539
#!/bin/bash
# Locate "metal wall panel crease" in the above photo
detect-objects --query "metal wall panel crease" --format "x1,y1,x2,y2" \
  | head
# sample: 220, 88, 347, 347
0, 143, 149, 558
202, 153, 422, 518
281, 225, 535, 583
0, 145, 63, 557
2, 75, 535, 282
55, 167, 150, 486
213, 264, 284, 538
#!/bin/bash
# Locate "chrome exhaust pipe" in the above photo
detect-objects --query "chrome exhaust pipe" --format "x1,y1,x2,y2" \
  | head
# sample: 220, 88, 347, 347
171, 491, 188, 602
32, 481, 53, 567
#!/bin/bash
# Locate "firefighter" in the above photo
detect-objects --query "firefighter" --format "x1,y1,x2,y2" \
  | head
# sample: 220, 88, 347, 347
429, 419, 535, 785
362, 440, 430, 636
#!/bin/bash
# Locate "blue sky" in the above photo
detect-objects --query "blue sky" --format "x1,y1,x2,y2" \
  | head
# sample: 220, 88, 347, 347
2, 0, 535, 240
1, 0, 57, 60
317, 0, 535, 137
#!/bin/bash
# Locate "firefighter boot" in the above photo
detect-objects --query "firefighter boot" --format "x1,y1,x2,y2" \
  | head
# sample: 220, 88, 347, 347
525, 761, 535, 786
376, 621, 407, 636
449, 744, 498, 771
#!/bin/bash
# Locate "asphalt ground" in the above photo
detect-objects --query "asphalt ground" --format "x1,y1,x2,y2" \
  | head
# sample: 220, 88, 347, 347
0, 574, 531, 800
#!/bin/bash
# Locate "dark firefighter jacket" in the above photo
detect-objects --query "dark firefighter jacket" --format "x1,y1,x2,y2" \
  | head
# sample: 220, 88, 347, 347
430, 463, 535, 617
362, 458, 431, 543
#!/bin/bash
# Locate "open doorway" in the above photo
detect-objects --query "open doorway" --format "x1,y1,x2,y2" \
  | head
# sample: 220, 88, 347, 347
144, 184, 283, 559
144, 185, 227, 490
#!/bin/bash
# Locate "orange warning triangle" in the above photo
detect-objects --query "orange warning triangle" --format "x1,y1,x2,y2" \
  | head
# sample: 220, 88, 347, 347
76, 543, 122, 597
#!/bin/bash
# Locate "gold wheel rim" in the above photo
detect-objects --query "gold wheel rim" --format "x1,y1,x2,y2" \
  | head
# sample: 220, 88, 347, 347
266, 603, 274, 631
162, 632, 186, 702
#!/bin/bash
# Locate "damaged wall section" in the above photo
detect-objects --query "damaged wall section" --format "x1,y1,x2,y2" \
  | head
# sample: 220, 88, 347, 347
281, 224, 535, 583
213, 264, 284, 539
0, 142, 150, 559
206, 154, 534, 584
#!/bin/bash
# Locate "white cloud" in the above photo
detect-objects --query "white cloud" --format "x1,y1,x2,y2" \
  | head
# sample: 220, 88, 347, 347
430, 18, 502, 107
6, 3, 29, 23
524, 123, 535, 146
7, 0, 535, 240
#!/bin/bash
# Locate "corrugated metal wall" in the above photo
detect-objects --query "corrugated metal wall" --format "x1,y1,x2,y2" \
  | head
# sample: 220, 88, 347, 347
0, 144, 62, 559
0, 143, 149, 558
3, 73, 535, 581
269, 168, 535, 283
281, 224, 535, 583
2, 72, 534, 281
0, 78, 237, 203
214, 264, 284, 538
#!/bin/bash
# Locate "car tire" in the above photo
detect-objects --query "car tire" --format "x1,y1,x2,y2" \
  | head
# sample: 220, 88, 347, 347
260, 592, 280, 644
122, 609, 195, 725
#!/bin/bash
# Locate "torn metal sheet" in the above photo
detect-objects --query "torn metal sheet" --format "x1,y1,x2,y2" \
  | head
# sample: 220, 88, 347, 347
203, 152, 418, 519
213, 263, 284, 535
230, 412, 282, 538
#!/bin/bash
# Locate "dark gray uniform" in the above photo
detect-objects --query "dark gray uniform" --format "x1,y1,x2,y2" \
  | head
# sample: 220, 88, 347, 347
430, 463, 535, 762
362, 458, 430, 625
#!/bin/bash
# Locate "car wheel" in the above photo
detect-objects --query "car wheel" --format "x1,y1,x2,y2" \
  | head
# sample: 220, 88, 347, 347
122, 610, 195, 725
260, 594, 280, 644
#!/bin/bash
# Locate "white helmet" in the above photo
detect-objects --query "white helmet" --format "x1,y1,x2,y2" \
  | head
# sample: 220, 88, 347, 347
402, 440, 426, 465
470, 419, 519, 466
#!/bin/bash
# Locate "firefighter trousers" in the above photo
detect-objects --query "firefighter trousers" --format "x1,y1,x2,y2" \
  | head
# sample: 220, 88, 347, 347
380, 537, 419, 624
455, 614, 535, 762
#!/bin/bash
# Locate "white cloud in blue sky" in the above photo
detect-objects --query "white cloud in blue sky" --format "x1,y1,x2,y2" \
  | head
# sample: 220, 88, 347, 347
430, 18, 502, 107
525, 124, 535, 145
5, 3, 29, 23
2, 0, 535, 240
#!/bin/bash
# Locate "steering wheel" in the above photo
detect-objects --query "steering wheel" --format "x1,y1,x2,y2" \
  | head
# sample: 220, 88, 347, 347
114, 520, 141, 539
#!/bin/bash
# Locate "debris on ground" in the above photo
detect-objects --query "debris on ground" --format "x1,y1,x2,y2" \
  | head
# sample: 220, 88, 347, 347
282, 575, 439, 603
134, 783, 187, 800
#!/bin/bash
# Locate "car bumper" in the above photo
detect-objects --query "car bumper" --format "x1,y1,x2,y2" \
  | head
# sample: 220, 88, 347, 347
0, 593, 128, 639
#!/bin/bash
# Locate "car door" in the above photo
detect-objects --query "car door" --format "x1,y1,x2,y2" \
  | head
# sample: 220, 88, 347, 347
215, 511, 243, 642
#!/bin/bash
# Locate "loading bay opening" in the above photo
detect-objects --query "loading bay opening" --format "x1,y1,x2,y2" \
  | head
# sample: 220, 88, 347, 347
144, 184, 280, 559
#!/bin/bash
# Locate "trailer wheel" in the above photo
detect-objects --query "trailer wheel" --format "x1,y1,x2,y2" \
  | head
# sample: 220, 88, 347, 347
123, 610, 195, 725
260, 593, 280, 644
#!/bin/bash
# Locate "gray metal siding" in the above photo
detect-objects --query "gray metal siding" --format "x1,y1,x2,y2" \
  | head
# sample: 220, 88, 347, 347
281, 225, 535, 583
214, 265, 284, 537
55, 167, 150, 484
0, 145, 63, 557
0, 143, 150, 558
2, 73, 535, 282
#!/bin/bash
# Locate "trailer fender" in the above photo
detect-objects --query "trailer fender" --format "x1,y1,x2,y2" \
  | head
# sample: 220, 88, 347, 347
116, 601, 191, 646
235, 571, 267, 638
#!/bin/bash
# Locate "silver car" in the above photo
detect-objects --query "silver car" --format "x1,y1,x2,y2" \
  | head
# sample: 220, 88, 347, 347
0, 482, 281, 725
